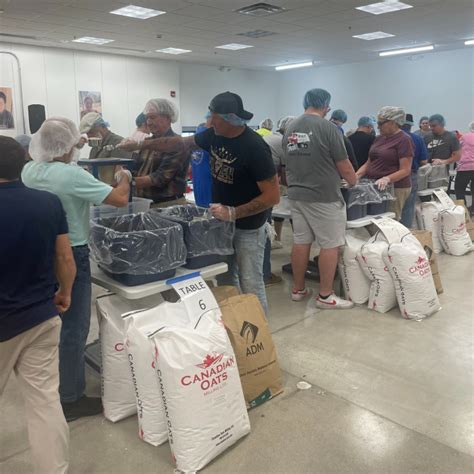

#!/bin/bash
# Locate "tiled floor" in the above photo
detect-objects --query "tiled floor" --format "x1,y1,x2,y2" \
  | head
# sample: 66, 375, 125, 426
1, 223, 473, 473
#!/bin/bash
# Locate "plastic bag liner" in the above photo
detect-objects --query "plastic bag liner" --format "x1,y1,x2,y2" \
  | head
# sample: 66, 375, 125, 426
428, 165, 449, 188
417, 164, 432, 191
152, 205, 235, 269
89, 212, 186, 283
345, 180, 395, 209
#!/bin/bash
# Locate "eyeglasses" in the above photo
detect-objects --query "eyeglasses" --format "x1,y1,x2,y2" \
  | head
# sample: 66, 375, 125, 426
377, 120, 391, 127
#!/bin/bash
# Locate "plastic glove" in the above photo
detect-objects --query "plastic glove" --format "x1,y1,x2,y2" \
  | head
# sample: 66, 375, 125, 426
114, 168, 132, 183
375, 176, 390, 191
117, 138, 142, 152
209, 203, 236, 222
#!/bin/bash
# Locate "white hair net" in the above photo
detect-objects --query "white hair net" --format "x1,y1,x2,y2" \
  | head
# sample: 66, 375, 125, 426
79, 112, 109, 133
29, 117, 80, 163
259, 118, 273, 130
144, 99, 179, 123
469, 121, 474, 133
377, 106, 406, 126
277, 116, 295, 133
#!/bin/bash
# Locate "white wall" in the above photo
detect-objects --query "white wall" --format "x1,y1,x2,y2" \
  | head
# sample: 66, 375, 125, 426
276, 48, 474, 132
0, 42, 181, 139
0, 42, 278, 141
1, 42, 472, 141
178, 63, 278, 127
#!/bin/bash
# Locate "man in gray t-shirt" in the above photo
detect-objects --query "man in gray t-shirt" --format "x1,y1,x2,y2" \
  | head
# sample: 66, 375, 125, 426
281, 88, 357, 310
425, 114, 461, 165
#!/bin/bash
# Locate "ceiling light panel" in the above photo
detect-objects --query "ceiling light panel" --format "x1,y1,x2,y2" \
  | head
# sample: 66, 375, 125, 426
237, 30, 278, 39
236, 3, 286, 17
110, 5, 166, 19
356, 1, 413, 15
465, 39, 474, 46
275, 61, 313, 71
379, 45, 433, 57
216, 43, 254, 50
72, 36, 114, 45
353, 31, 395, 40
156, 47, 192, 55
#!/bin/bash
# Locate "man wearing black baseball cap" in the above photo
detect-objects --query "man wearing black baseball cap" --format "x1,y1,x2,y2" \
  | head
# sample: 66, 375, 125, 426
119, 91, 279, 313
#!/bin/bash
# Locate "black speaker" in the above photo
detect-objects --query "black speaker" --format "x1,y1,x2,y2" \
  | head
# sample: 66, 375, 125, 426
28, 104, 46, 133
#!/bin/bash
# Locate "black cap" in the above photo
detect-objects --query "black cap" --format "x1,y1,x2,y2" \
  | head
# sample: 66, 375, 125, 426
405, 113, 414, 126
208, 92, 253, 120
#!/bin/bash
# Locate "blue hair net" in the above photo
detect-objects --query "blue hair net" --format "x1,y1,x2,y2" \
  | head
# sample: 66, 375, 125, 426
303, 88, 331, 110
330, 109, 347, 123
135, 113, 147, 128
358, 116, 376, 128
15, 134, 32, 149
429, 114, 445, 126
205, 111, 249, 127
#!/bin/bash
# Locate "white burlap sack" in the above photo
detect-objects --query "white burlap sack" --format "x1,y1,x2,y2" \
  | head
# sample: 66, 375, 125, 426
151, 308, 250, 473
439, 206, 473, 256
97, 293, 162, 423
358, 233, 397, 313
383, 235, 441, 320
338, 228, 371, 304
416, 201, 444, 253
124, 302, 191, 446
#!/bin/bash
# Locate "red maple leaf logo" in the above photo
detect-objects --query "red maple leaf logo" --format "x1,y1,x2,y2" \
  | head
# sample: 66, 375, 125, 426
417, 256, 426, 264
196, 353, 224, 369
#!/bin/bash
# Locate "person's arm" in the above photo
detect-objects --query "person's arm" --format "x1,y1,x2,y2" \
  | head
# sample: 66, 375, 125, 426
119, 134, 198, 153
376, 156, 412, 190
134, 151, 188, 191
54, 234, 77, 314
432, 149, 460, 165
280, 165, 287, 186
102, 170, 130, 206
419, 137, 429, 166
336, 159, 357, 186
355, 161, 368, 179
210, 175, 280, 221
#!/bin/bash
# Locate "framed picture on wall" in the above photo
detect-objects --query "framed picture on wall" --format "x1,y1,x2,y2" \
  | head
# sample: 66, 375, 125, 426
79, 91, 102, 119
0, 87, 15, 130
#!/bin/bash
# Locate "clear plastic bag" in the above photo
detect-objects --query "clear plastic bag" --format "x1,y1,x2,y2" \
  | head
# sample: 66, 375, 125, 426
345, 181, 381, 208
152, 204, 235, 257
417, 164, 432, 191
89, 212, 186, 275
428, 165, 448, 188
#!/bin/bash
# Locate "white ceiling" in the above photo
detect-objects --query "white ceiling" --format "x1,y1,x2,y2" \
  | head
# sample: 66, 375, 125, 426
0, 0, 473, 70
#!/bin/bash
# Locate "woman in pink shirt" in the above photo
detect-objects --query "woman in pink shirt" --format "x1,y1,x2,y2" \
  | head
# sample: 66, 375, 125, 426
455, 121, 474, 216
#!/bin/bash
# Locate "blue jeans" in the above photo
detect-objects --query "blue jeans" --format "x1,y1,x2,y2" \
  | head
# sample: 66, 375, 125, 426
218, 225, 268, 313
59, 245, 92, 402
401, 171, 419, 228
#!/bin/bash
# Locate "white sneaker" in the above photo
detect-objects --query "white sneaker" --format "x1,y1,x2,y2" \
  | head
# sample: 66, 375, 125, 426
291, 288, 312, 302
315, 293, 354, 310
271, 240, 283, 250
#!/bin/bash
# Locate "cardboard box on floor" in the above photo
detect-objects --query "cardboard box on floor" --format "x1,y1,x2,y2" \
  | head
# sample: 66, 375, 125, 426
210, 285, 240, 302
218, 293, 284, 409
411, 230, 443, 294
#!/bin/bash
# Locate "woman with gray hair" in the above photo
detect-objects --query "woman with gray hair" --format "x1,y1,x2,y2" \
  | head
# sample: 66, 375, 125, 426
356, 106, 414, 220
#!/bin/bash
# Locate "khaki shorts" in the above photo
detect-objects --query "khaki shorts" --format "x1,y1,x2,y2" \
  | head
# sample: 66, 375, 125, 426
290, 199, 346, 248
389, 187, 412, 221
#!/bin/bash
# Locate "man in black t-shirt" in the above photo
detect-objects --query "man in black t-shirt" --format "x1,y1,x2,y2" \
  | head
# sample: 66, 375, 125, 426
119, 92, 279, 312
348, 116, 376, 167
0, 137, 76, 473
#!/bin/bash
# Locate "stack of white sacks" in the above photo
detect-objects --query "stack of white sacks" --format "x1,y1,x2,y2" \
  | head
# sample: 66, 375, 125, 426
97, 275, 250, 473
416, 189, 472, 256
338, 219, 442, 320
339, 189, 472, 319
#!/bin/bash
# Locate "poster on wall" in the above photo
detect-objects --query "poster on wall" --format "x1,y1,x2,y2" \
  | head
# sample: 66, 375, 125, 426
79, 91, 102, 119
0, 87, 15, 130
